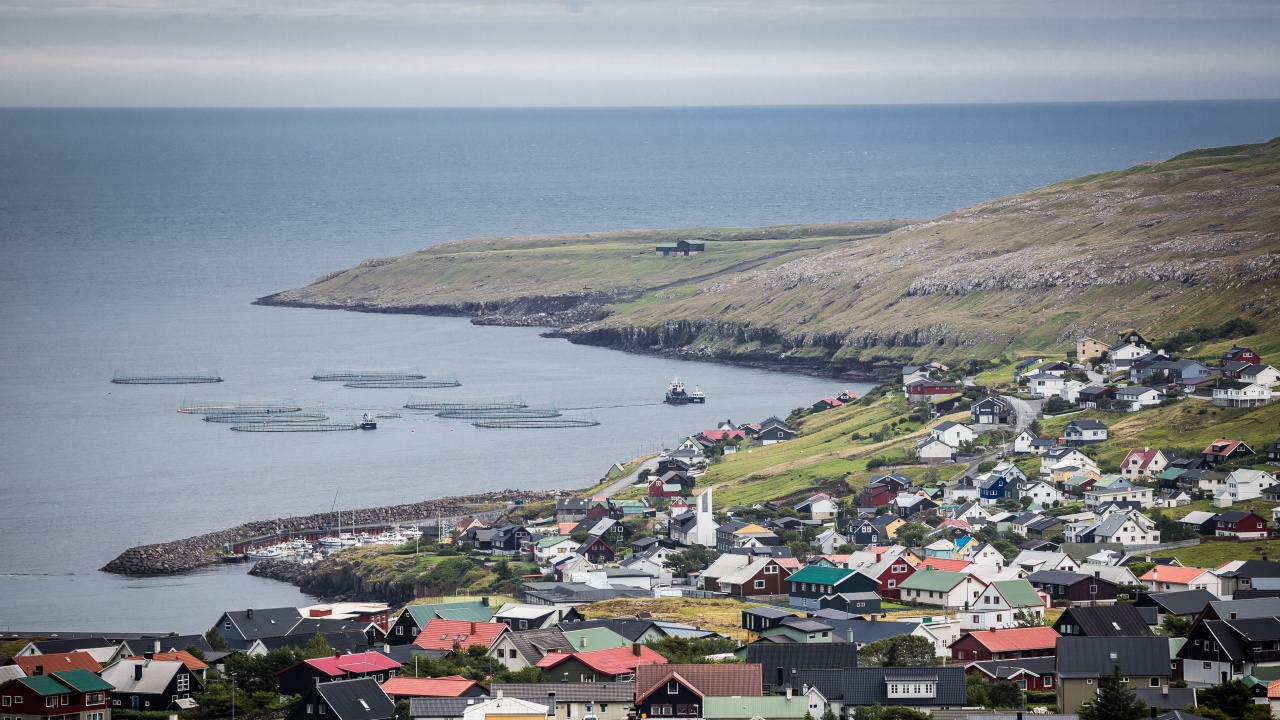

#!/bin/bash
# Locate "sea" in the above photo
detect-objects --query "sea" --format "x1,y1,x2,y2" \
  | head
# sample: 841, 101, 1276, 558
1, 102, 1278, 633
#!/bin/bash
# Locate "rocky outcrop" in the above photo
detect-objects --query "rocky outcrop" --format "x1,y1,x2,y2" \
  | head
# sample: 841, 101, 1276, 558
250, 556, 417, 605
101, 489, 549, 577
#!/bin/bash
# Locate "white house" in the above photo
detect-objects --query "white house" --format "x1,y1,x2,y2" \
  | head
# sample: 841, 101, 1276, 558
898, 569, 986, 610
1085, 485, 1154, 510
1014, 430, 1052, 455
813, 529, 849, 554
952, 501, 992, 526
1115, 386, 1164, 411
1088, 510, 1161, 547
965, 542, 1007, 568
1025, 373, 1066, 398
961, 578, 1048, 630
991, 461, 1028, 483
932, 421, 978, 448
1063, 419, 1109, 446
1239, 364, 1280, 387
1059, 381, 1086, 404
916, 437, 957, 464
1110, 342, 1150, 370
795, 492, 840, 521
1213, 382, 1272, 408
1017, 480, 1064, 507
534, 536, 580, 564
1139, 565, 1226, 597
1011, 550, 1078, 574
1227, 468, 1277, 501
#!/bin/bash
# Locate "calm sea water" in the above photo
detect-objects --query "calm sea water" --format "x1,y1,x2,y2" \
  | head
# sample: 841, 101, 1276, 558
1, 102, 1278, 633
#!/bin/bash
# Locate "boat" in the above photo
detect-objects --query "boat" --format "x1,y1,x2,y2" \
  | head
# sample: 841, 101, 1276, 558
664, 377, 692, 405
689, 386, 706, 403
400, 526, 423, 539
359, 413, 377, 430
318, 536, 345, 548
246, 547, 285, 560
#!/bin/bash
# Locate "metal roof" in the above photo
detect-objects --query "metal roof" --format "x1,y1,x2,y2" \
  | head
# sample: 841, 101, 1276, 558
1136, 589, 1217, 616
1053, 604, 1152, 636
490, 681, 635, 703
316, 677, 396, 720
1054, 636, 1172, 679
702, 695, 810, 719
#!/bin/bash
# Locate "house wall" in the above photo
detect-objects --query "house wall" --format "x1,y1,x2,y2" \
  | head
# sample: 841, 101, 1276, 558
720, 564, 790, 597
1059, 676, 1168, 714
637, 682, 703, 719
540, 658, 629, 684
0, 683, 110, 720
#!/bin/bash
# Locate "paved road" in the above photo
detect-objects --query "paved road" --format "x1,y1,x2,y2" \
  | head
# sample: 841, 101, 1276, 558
598, 455, 661, 498
1000, 394, 1041, 433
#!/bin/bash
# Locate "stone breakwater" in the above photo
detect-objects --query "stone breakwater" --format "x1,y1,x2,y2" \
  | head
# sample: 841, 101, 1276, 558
101, 489, 551, 576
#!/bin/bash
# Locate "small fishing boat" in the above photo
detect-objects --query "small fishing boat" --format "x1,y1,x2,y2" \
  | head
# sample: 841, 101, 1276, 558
400, 526, 423, 539
246, 547, 285, 560
664, 377, 692, 405
359, 413, 377, 430
689, 386, 706, 403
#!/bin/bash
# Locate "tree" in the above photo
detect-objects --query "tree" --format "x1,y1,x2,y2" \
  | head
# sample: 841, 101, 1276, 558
395, 699, 411, 720
987, 679, 1022, 708
182, 644, 208, 662
965, 673, 990, 707
1014, 610, 1044, 628
895, 522, 929, 548
1197, 679, 1261, 720
1159, 613, 1192, 637
1075, 665, 1148, 720
857, 635, 938, 667
204, 627, 227, 651
302, 633, 334, 660
663, 545, 719, 576
645, 636, 740, 664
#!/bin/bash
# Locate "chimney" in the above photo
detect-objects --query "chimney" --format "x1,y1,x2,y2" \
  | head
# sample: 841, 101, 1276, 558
847, 629, 854, 642
314, 678, 321, 688
144, 652, 154, 660
482, 597, 490, 607
247, 608, 254, 620
135, 664, 144, 681
154, 640, 161, 654
33, 665, 43, 676
802, 684, 809, 695
632, 642, 642, 657
786, 687, 793, 699
496, 690, 503, 699
580, 637, 587, 648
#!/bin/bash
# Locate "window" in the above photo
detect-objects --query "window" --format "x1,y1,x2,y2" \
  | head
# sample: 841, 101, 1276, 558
1150, 678, 1160, 687
765, 565, 778, 574
667, 682, 680, 694
676, 705, 687, 715
224, 622, 231, 630
86, 692, 104, 705
1121, 677, 1129, 684
755, 580, 765, 589
1204, 662, 1213, 669
1, 698, 8, 707
395, 626, 403, 635
177, 675, 190, 692
307, 705, 314, 714
1044, 677, 1053, 688
600, 704, 608, 713
319, 705, 326, 714
47, 699, 58, 708
1087, 679, 1093, 685
888, 580, 896, 588
519, 620, 529, 630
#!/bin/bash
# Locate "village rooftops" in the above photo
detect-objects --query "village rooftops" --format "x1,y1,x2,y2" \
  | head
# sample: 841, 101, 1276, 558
953, 627, 1060, 653
536, 645, 666, 676
414, 620, 506, 652
281, 651, 400, 679
8, 652, 103, 676
379, 676, 486, 698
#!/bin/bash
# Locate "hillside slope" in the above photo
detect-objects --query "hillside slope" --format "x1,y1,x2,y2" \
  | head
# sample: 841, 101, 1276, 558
557, 139, 1280, 377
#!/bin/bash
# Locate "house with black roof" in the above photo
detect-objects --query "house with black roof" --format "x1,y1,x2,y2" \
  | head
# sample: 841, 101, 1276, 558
1026, 570, 1119, 603
964, 656, 1057, 692
250, 630, 372, 657
746, 644, 858, 694
740, 607, 795, 642
971, 396, 1010, 425
1135, 589, 1217, 624
1062, 419, 1108, 446
790, 667, 967, 715
1055, 636, 1172, 713
756, 417, 797, 445
211, 607, 304, 651
284, 677, 394, 720
1052, 604, 1152, 637
1179, 615, 1280, 686
1215, 561, 1280, 597
655, 239, 705, 256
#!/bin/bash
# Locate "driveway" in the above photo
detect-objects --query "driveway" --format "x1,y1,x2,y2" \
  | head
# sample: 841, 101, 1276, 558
1000, 394, 1042, 433
599, 455, 660, 498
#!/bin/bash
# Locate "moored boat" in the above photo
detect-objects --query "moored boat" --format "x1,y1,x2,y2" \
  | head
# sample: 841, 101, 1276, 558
664, 377, 692, 405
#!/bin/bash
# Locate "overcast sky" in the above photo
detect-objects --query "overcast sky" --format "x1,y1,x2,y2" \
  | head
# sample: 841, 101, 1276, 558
2, 0, 1278, 107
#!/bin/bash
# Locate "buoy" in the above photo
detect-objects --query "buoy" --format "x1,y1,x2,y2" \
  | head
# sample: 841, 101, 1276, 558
410, 429, 415, 433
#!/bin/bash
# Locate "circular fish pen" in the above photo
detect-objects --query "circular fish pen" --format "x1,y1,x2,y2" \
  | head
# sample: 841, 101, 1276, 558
179, 399, 303, 415
473, 413, 599, 429
437, 404, 561, 420
203, 411, 328, 424
112, 370, 223, 385
230, 420, 359, 432
344, 374, 460, 389
313, 368, 425, 382
404, 394, 526, 412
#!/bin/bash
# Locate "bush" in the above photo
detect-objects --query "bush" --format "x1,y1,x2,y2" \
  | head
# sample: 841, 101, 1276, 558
1025, 690, 1056, 708
866, 458, 887, 470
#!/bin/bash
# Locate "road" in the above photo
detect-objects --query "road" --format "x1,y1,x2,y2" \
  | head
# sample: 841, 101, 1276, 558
1000, 394, 1041, 433
598, 455, 661, 498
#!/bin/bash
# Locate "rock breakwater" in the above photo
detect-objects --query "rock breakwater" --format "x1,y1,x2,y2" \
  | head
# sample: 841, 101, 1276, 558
101, 489, 549, 577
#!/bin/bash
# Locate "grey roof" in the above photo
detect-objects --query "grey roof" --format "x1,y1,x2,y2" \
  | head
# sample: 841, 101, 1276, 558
1054, 637, 1172, 678
26, 637, 115, 654
223, 607, 304, 639
490, 682, 635, 703
1054, 605, 1151, 636
257, 630, 370, 655
966, 656, 1057, 679
1216, 560, 1280, 579
409, 696, 483, 719
744, 606, 796, 621
1206, 597, 1280, 619
153, 634, 216, 654
1027, 570, 1096, 587
100, 659, 187, 694
1066, 419, 1108, 431
1133, 688, 1198, 711
1224, 616, 1280, 642
382, 644, 448, 664
287, 618, 374, 636
502, 628, 573, 664
520, 583, 648, 605
792, 667, 966, 706
0, 666, 26, 683
1137, 590, 1217, 616
316, 677, 395, 720
834, 618, 920, 645
747, 644, 858, 684
1154, 711, 1215, 720
559, 618, 657, 642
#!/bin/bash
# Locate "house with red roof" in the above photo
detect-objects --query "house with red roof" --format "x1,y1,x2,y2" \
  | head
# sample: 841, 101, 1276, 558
1139, 566, 1224, 596
379, 675, 488, 700
123, 651, 209, 680
836, 390, 860, 403
949, 627, 1061, 663
812, 397, 844, 413
1120, 448, 1169, 480
1223, 346, 1262, 366
1204, 439, 1254, 465
7, 652, 103, 678
697, 429, 745, 444
413, 619, 507, 655
916, 558, 973, 573
537, 644, 666, 683
277, 651, 401, 696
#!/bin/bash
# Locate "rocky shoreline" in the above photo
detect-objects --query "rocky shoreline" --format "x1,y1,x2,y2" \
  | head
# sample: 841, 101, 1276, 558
250, 554, 418, 605
101, 489, 551, 577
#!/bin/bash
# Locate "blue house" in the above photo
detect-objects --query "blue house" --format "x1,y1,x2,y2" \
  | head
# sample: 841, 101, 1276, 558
846, 518, 881, 546
979, 474, 1009, 505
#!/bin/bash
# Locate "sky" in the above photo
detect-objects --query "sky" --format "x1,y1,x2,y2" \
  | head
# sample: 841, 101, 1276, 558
1, 0, 1279, 107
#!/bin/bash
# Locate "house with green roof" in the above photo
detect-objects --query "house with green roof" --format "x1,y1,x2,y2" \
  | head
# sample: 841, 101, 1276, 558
898, 568, 987, 610
534, 536, 580, 565
962, 578, 1048, 630
786, 566, 878, 610
559, 627, 632, 652
389, 598, 495, 646
702, 694, 813, 719
1, 669, 114, 719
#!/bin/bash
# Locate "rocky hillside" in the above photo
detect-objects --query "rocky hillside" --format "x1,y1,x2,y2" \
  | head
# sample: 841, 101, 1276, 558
262, 139, 1280, 379
555, 138, 1280, 378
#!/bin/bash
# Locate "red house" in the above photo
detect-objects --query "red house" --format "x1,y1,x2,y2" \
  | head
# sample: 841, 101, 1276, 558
965, 657, 1057, 691
414, 620, 506, 654
698, 429, 745, 443
1204, 438, 1254, 465
906, 380, 959, 403
812, 398, 844, 412
1214, 510, 1269, 539
648, 476, 682, 498
276, 651, 401, 696
1223, 346, 1262, 365
860, 475, 910, 508
0, 670, 113, 720
709, 558, 794, 598
865, 556, 916, 600
577, 536, 615, 563
949, 627, 1061, 663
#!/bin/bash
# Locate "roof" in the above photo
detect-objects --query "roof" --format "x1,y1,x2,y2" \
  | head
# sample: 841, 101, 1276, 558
1067, 419, 1108, 431
918, 558, 973, 573
413, 620, 505, 652
793, 667, 967, 706
702, 695, 810, 719
1026, 570, 1097, 586
900, 568, 972, 592
0, 667, 25, 684
1139, 566, 1209, 584
16, 675, 74, 697
744, 644, 858, 679
379, 676, 484, 698
408, 697, 483, 718
294, 651, 401, 677
490, 682, 636, 704
24, 638, 116, 655
47, 669, 114, 693
222, 607, 304, 639
100, 659, 188, 695
1054, 636, 1172, 678
635, 663, 762, 701
966, 656, 1057, 680
559, 627, 631, 652
787, 565, 857, 585
124, 650, 209, 671
402, 600, 495, 625
536, 645, 666, 676
955, 627, 1060, 653
1137, 589, 1218, 616
9, 652, 103, 676
1180, 511, 1217, 524
1056, 604, 1152, 636
315, 677, 396, 720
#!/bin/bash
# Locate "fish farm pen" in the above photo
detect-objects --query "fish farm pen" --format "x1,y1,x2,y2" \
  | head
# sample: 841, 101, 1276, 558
404, 394, 527, 411
312, 368, 427, 382
230, 420, 360, 432
203, 411, 329, 424
472, 413, 599, 429
436, 404, 561, 419
178, 399, 303, 414
112, 370, 223, 385
344, 374, 460, 389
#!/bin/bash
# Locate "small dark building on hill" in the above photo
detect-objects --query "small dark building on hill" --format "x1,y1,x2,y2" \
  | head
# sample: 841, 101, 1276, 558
1026, 570, 1119, 603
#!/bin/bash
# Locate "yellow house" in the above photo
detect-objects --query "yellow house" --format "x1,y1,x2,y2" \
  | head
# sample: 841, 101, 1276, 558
1077, 337, 1109, 363
1052, 465, 1101, 485
870, 515, 905, 539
